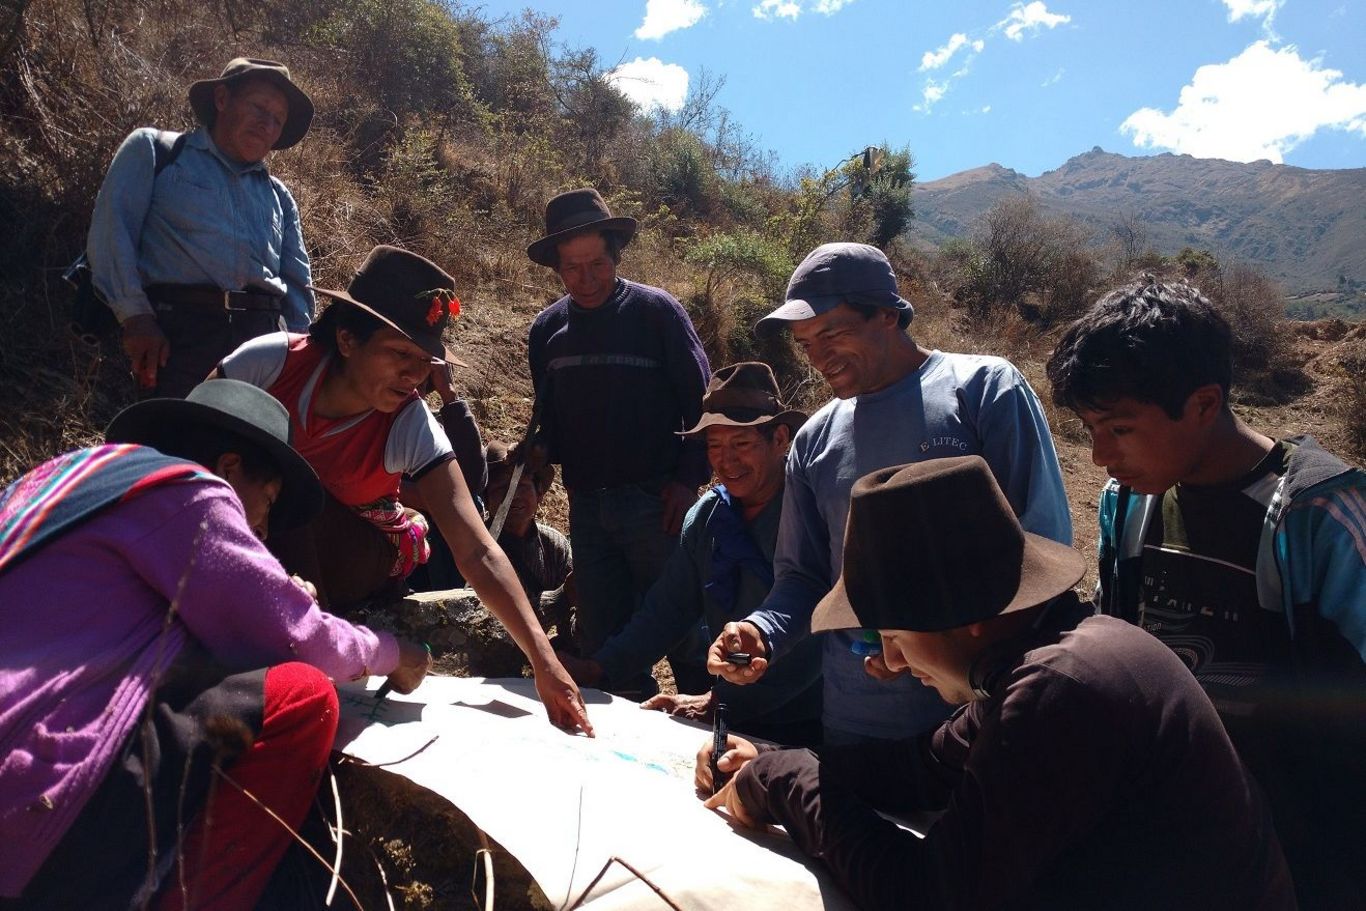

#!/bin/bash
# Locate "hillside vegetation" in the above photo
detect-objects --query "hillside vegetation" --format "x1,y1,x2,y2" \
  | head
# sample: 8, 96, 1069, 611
1, 0, 1363, 494
5, 3, 1366, 905
0, 0, 924, 481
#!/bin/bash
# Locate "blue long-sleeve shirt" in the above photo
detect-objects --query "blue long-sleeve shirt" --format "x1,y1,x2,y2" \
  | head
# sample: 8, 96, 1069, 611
86, 127, 313, 330
747, 350, 1073, 742
527, 279, 711, 491
593, 487, 823, 728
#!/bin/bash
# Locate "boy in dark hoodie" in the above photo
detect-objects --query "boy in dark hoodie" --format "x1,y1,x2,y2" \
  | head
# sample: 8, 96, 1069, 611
1047, 276, 1366, 908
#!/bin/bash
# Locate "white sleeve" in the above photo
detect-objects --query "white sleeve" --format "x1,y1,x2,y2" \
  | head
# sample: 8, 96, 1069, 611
384, 399, 455, 477
217, 331, 291, 389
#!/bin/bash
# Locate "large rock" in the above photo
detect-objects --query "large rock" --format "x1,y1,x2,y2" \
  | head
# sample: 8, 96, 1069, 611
351, 589, 528, 678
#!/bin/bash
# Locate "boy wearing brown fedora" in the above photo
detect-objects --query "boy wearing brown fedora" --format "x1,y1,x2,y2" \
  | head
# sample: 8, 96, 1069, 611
699, 456, 1295, 910
526, 188, 712, 696
558, 363, 824, 745
88, 58, 316, 396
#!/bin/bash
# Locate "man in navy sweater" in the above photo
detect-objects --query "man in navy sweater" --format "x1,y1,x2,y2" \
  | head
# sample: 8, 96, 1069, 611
526, 188, 712, 696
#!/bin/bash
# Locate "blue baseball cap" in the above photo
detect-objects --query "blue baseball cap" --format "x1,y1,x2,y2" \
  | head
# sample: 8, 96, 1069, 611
757, 242, 913, 332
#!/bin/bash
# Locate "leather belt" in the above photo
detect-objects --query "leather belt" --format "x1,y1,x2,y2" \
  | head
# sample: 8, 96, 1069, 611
146, 283, 283, 312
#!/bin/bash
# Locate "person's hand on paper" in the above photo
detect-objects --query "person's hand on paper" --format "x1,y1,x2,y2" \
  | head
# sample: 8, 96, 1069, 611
641, 690, 713, 721
385, 638, 432, 695
704, 774, 760, 829
694, 733, 757, 794
706, 621, 769, 684
534, 657, 595, 737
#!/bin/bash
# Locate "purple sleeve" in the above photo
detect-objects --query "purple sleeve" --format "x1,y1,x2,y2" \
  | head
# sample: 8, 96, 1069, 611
123, 484, 400, 678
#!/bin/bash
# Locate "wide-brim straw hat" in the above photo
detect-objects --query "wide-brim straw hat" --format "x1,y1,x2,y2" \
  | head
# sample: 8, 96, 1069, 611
679, 362, 807, 436
812, 455, 1084, 634
188, 58, 314, 151
526, 188, 638, 267
105, 379, 324, 531
310, 245, 468, 367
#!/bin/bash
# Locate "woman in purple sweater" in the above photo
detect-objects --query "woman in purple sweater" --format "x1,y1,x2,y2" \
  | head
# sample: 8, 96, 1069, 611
0, 379, 430, 909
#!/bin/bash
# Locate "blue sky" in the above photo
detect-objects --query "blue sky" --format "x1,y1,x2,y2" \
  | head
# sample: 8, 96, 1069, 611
470, 0, 1365, 181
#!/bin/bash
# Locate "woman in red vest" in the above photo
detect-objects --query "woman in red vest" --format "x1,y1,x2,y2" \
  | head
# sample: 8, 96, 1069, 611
218, 245, 592, 733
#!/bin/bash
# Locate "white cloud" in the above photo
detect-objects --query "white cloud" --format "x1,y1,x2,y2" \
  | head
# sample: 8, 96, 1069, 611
915, 32, 984, 110
752, 0, 853, 19
634, 0, 707, 40
921, 33, 971, 71
753, 0, 801, 19
1120, 41, 1366, 163
1042, 67, 1064, 87
913, 79, 947, 113
605, 57, 691, 113
1221, 0, 1282, 22
998, 1, 1070, 41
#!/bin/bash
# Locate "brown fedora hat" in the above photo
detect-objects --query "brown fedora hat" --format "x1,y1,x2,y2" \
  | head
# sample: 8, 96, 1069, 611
679, 362, 807, 436
188, 58, 314, 150
812, 456, 1084, 633
310, 246, 468, 367
526, 188, 638, 267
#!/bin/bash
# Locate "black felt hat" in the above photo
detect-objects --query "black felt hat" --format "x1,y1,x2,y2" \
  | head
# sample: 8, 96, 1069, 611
526, 188, 638, 267
311, 245, 468, 367
812, 456, 1084, 633
105, 379, 324, 531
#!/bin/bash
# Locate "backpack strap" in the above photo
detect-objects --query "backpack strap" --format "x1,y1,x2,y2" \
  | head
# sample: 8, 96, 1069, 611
151, 130, 188, 177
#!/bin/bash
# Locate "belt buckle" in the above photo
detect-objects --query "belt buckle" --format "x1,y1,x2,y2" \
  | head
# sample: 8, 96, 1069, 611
223, 290, 244, 312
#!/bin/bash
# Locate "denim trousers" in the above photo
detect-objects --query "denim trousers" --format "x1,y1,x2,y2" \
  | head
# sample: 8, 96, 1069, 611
568, 483, 710, 696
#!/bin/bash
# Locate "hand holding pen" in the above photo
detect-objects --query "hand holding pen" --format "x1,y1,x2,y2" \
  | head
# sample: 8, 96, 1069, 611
375, 640, 432, 698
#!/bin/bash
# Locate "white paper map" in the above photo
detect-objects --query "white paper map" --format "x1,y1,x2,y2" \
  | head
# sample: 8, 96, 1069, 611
334, 676, 859, 910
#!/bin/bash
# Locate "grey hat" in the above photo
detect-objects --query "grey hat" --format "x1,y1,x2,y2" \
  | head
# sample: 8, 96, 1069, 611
188, 58, 314, 151
757, 242, 914, 332
105, 379, 324, 531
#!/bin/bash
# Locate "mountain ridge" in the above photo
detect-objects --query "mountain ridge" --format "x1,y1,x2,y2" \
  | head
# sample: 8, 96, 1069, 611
909, 148, 1366, 297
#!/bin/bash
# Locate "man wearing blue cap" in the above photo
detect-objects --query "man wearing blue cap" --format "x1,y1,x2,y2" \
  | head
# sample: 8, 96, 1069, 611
707, 242, 1071, 744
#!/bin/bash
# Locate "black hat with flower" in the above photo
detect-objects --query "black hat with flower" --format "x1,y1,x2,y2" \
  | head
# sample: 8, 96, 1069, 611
310, 245, 468, 366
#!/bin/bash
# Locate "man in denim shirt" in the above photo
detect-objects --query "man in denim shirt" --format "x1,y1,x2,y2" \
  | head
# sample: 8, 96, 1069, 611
87, 58, 315, 397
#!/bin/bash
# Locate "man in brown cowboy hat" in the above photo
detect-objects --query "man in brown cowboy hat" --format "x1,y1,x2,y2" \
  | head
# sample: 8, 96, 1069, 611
557, 363, 823, 745
698, 456, 1296, 910
87, 58, 316, 396
526, 187, 712, 697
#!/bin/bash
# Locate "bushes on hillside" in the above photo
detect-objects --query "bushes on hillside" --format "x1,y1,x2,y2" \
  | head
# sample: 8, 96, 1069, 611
934, 195, 1096, 325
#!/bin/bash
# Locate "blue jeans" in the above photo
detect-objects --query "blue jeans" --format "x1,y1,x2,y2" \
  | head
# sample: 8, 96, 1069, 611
569, 483, 709, 696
